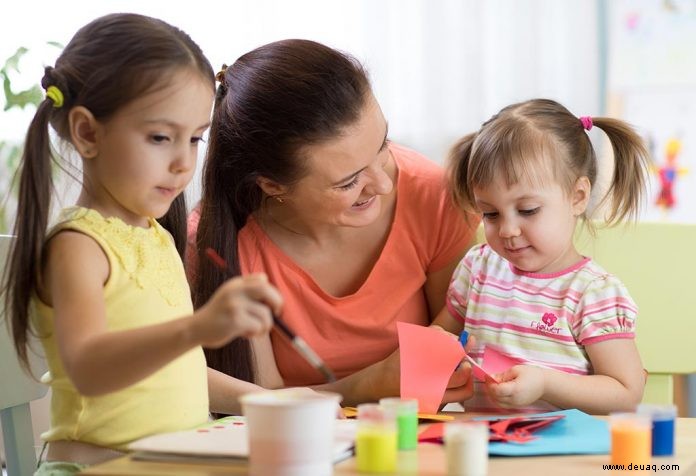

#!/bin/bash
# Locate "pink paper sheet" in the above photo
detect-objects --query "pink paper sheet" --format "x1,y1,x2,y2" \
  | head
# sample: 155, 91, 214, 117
397, 322, 465, 413
397, 323, 518, 412
483, 346, 517, 375
464, 354, 500, 383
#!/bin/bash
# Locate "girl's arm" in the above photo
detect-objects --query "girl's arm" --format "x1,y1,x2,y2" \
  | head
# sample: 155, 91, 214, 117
431, 307, 465, 335
488, 338, 645, 414
423, 251, 466, 319
45, 231, 279, 396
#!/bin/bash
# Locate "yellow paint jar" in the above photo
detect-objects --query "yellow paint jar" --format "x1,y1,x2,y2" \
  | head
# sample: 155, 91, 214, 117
355, 403, 397, 473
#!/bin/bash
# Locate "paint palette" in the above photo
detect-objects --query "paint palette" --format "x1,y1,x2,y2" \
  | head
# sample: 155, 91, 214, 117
129, 416, 356, 463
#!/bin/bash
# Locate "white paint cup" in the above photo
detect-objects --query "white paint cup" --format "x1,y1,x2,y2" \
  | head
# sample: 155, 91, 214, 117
444, 421, 489, 476
240, 388, 342, 476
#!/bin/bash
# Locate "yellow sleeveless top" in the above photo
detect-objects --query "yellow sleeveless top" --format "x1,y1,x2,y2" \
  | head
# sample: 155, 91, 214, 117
34, 207, 208, 450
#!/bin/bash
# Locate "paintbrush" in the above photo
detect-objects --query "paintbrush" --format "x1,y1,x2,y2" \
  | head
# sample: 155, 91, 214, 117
204, 247, 337, 383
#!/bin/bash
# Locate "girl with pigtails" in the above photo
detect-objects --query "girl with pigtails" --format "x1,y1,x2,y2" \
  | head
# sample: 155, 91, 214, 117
432, 98, 649, 414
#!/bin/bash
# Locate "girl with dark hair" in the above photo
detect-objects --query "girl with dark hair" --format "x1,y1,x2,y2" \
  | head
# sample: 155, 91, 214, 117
2, 13, 281, 474
189, 39, 480, 407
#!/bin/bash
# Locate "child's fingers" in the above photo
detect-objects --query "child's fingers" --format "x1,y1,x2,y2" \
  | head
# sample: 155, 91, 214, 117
495, 368, 519, 383
443, 364, 474, 402
443, 368, 474, 402
226, 274, 284, 315
240, 300, 274, 335
464, 333, 478, 352
488, 380, 514, 400
448, 363, 472, 388
431, 325, 460, 342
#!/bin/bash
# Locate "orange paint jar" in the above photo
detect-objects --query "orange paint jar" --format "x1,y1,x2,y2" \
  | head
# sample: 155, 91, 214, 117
609, 413, 651, 466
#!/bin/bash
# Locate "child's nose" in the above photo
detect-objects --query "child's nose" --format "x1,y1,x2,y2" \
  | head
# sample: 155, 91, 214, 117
499, 218, 521, 238
171, 147, 196, 174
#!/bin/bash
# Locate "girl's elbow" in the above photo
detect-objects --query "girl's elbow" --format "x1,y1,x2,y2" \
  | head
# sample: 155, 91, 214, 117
65, 366, 110, 396
70, 376, 107, 396
621, 380, 645, 411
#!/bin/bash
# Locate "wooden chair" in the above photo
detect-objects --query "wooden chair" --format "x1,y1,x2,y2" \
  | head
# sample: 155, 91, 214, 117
575, 222, 696, 406
0, 235, 48, 476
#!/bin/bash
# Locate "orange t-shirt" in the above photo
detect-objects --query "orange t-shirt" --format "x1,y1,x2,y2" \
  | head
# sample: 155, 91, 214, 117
188, 144, 477, 386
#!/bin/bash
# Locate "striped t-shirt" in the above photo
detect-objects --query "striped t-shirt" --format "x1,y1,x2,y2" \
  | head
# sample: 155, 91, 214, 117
447, 243, 637, 413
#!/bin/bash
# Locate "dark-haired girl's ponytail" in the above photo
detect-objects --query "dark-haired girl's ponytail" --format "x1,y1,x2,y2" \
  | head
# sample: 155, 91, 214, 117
4, 98, 56, 372
157, 194, 187, 259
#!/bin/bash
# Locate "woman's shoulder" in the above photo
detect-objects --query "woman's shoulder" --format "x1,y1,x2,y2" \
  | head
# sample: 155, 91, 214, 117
391, 143, 444, 183
391, 143, 449, 210
186, 204, 201, 246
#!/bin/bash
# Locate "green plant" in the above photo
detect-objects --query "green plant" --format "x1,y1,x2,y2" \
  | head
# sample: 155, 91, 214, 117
0, 43, 61, 232
1, 48, 44, 110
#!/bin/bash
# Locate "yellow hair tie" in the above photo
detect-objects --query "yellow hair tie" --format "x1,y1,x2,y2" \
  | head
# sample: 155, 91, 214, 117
46, 85, 64, 108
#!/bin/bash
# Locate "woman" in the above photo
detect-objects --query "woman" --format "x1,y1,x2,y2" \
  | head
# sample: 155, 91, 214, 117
188, 39, 479, 411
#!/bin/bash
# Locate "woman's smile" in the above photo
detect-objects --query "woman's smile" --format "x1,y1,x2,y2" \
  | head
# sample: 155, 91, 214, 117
351, 195, 376, 210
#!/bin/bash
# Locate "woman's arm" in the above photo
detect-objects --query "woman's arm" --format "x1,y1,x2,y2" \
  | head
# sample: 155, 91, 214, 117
488, 339, 645, 414
311, 348, 474, 407
229, 324, 473, 407
208, 245, 476, 408
207, 367, 265, 415
207, 334, 287, 414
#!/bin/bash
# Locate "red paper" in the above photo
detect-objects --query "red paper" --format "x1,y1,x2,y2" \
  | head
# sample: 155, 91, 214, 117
397, 322, 465, 414
418, 414, 565, 444
482, 346, 517, 375
464, 354, 500, 384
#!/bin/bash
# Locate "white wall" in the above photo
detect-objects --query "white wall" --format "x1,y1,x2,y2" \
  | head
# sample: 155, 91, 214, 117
1, 0, 601, 206
0, 0, 603, 461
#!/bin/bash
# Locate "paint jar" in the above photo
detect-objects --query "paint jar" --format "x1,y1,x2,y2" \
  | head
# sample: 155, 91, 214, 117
637, 403, 677, 456
355, 403, 397, 473
609, 412, 651, 466
241, 388, 342, 476
444, 421, 489, 476
396, 449, 419, 474
379, 397, 419, 450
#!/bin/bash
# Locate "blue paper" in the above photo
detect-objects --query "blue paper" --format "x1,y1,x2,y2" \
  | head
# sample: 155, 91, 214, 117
476, 409, 609, 456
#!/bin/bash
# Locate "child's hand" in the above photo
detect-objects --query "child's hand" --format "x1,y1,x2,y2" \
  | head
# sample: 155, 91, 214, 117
194, 273, 282, 348
444, 363, 474, 404
486, 365, 545, 408
429, 325, 477, 403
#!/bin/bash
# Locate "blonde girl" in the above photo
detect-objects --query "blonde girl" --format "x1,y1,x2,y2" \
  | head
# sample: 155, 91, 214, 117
433, 98, 649, 414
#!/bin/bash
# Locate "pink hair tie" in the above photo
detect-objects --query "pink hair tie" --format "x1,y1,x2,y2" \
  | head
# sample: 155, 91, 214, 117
579, 116, 593, 131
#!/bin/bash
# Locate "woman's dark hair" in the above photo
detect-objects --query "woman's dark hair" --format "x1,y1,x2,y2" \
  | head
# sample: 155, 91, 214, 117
193, 39, 370, 385
2, 13, 214, 371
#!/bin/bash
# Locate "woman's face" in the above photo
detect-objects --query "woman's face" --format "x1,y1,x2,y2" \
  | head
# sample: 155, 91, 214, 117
282, 95, 394, 229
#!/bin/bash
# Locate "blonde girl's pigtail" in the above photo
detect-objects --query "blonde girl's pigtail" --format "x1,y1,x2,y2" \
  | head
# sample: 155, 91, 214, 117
3, 77, 62, 372
591, 117, 650, 225
447, 133, 478, 213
